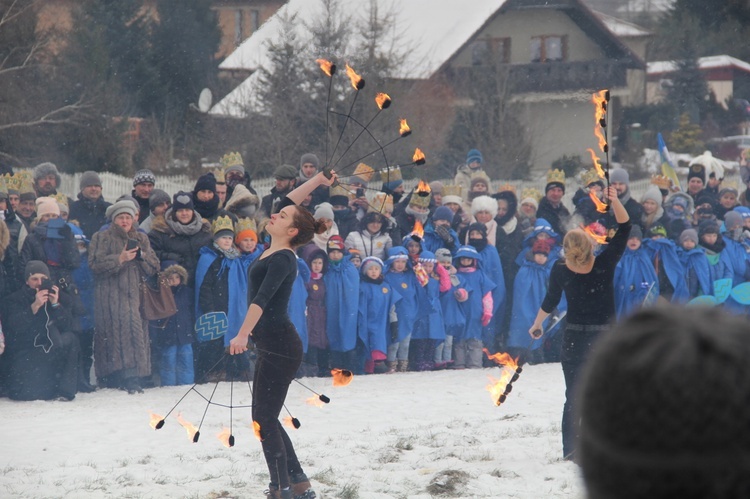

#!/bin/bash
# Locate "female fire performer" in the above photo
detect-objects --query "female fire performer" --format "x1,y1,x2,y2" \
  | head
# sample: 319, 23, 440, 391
229, 170, 337, 499
528, 185, 630, 461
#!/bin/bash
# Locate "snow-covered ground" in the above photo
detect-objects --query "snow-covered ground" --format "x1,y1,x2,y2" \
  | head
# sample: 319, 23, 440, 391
0, 364, 584, 498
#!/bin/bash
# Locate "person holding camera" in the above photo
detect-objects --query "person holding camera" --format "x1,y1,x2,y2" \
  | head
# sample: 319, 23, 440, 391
1, 261, 82, 401
89, 200, 160, 393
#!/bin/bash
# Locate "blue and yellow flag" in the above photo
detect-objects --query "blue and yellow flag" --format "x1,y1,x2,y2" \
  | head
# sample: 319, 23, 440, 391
657, 133, 681, 191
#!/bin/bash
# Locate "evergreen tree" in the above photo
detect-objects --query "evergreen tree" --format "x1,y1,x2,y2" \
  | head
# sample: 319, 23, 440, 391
668, 113, 705, 155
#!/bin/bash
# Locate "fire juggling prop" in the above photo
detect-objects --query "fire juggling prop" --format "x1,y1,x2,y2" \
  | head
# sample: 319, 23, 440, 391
588, 89, 611, 213
315, 58, 429, 214
150, 351, 350, 447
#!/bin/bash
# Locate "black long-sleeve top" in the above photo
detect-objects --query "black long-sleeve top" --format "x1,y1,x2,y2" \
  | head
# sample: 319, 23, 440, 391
246, 197, 298, 337
541, 220, 631, 326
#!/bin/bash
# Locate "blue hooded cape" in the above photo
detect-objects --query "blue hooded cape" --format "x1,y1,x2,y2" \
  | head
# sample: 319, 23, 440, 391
452, 246, 496, 342
324, 257, 360, 352
411, 266, 446, 341
515, 218, 562, 267
194, 245, 248, 346
678, 247, 712, 298
722, 235, 750, 286
506, 255, 566, 350
614, 247, 659, 319
289, 257, 310, 353
643, 238, 689, 303
358, 276, 401, 355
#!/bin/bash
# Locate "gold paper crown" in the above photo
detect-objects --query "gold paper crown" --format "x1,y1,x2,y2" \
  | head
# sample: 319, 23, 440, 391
442, 184, 462, 197
211, 215, 234, 236
379, 166, 402, 183
18, 174, 34, 194
220, 152, 243, 170
408, 180, 432, 209
369, 193, 393, 213
497, 183, 516, 195
520, 187, 542, 202
547, 168, 565, 185
213, 168, 226, 183
4, 174, 20, 193
51, 193, 69, 208
352, 163, 374, 183
235, 217, 257, 234
721, 180, 738, 191
330, 184, 352, 199
581, 168, 603, 187
650, 175, 671, 190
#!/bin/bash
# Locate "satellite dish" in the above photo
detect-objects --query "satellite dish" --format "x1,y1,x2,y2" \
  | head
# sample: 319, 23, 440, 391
198, 88, 213, 113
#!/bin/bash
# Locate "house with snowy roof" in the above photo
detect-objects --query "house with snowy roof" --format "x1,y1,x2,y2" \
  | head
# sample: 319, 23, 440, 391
212, 0, 647, 175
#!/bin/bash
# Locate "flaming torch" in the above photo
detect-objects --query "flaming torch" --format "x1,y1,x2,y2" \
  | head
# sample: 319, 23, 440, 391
412, 148, 426, 166
283, 416, 302, 430
375, 92, 391, 110
150, 412, 165, 430
177, 413, 200, 443
316, 58, 336, 77
399, 119, 412, 137
345, 63, 365, 90
331, 368, 354, 387
583, 222, 608, 245
252, 420, 262, 441
483, 349, 522, 406
217, 427, 234, 448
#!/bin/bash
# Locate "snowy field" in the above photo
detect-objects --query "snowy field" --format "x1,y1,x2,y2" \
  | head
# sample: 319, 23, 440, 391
0, 364, 584, 498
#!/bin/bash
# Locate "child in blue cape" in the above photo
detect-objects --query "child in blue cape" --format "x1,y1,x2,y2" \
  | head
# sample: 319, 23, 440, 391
324, 235, 359, 372
357, 257, 400, 374
721, 211, 750, 286
614, 226, 658, 319
235, 223, 263, 265
677, 229, 712, 299
642, 224, 689, 304
697, 219, 733, 285
410, 251, 450, 371
194, 216, 248, 381
514, 218, 561, 266
507, 238, 566, 362
290, 255, 310, 377
452, 245, 496, 369
383, 246, 429, 373
71, 225, 95, 386
434, 248, 463, 369
158, 264, 195, 385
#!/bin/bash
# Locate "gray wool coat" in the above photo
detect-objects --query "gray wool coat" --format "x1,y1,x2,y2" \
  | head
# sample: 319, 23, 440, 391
89, 224, 160, 379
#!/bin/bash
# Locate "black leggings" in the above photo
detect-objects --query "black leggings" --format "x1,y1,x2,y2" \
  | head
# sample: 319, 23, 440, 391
253, 327, 304, 489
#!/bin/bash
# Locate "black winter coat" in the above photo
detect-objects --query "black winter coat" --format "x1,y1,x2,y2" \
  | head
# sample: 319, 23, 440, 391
148, 214, 212, 282
69, 193, 111, 239
20, 223, 80, 287
199, 257, 229, 315
156, 284, 195, 347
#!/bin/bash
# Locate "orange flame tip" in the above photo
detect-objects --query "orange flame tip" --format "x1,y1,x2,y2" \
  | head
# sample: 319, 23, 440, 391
588, 190, 609, 214
176, 413, 199, 442
306, 395, 326, 408
375, 93, 391, 110
345, 63, 365, 90
149, 412, 165, 430
415, 179, 431, 195
399, 119, 412, 137
316, 58, 335, 77
413, 147, 426, 165
592, 90, 608, 153
283, 416, 300, 430
412, 219, 425, 239
217, 427, 233, 448
252, 420, 262, 441
482, 348, 519, 369
331, 368, 354, 387
586, 148, 606, 179
583, 224, 608, 244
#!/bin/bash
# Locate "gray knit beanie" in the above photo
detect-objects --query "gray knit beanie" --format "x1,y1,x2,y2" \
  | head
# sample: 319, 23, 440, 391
149, 189, 171, 212
79, 171, 102, 190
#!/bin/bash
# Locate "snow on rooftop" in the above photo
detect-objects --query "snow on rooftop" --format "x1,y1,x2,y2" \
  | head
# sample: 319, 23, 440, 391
594, 10, 651, 37
616, 0, 675, 14
648, 55, 750, 75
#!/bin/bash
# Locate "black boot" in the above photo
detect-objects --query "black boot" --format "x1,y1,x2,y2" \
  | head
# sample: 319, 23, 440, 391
121, 377, 143, 394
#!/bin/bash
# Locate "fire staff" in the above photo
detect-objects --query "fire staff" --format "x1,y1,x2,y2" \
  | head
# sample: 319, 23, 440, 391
528, 185, 630, 461
229, 171, 336, 499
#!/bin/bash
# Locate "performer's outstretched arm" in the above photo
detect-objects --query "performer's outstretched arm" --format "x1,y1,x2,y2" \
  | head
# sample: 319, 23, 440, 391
286, 170, 337, 206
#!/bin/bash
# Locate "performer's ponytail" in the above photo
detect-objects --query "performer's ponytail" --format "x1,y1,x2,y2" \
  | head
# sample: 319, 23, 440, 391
290, 206, 327, 247
563, 229, 593, 268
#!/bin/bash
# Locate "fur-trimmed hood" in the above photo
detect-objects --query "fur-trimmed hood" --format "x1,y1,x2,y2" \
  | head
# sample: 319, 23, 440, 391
224, 184, 260, 219
0, 219, 9, 260
149, 211, 210, 235
162, 264, 189, 285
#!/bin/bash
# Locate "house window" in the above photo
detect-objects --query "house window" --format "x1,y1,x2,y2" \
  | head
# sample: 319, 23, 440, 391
234, 9, 243, 46
530, 35, 566, 63
250, 9, 260, 32
470, 38, 510, 66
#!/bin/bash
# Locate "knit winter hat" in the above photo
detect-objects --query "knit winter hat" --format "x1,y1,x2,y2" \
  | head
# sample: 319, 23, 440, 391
105, 199, 136, 220
148, 189, 171, 212
326, 234, 345, 253
35, 197, 60, 219
733, 206, 750, 220
299, 153, 320, 170
273, 164, 298, 180
172, 191, 194, 212
25, 260, 50, 279
313, 202, 335, 222
609, 168, 629, 185
429, 181, 444, 195
470, 174, 490, 191
679, 228, 698, 245
628, 225, 643, 241
671, 195, 689, 210
719, 186, 739, 199
418, 250, 437, 263
79, 171, 102, 190
578, 306, 750, 499
133, 169, 156, 187
193, 172, 217, 193
360, 256, 383, 274
687, 163, 706, 184
33, 162, 61, 185
641, 185, 662, 205
647, 224, 667, 238
467, 222, 488, 239
224, 164, 245, 178
466, 148, 483, 166
521, 196, 539, 210
432, 206, 454, 223
698, 219, 720, 237
435, 248, 452, 265
723, 210, 743, 231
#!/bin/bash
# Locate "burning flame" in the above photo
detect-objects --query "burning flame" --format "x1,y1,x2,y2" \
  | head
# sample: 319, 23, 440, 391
252, 420, 262, 441
586, 148, 606, 180
283, 416, 301, 430
483, 349, 521, 406
331, 368, 353, 387
345, 63, 365, 90
415, 179, 431, 195
375, 93, 391, 110
483, 349, 519, 369
177, 413, 199, 442
306, 395, 326, 408
217, 427, 233, 448
399, 119, 411, 137
588, 190, 608, 214
592, 90, 608, 153
149, 412, 165, 430
411, 219, 425, 240
583, 223, 608, 244
316, 58, 335, 77
413, 148, 426, 165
